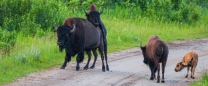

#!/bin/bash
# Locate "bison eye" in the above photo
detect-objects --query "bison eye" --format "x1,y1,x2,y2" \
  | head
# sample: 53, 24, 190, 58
177, 65, 179, 67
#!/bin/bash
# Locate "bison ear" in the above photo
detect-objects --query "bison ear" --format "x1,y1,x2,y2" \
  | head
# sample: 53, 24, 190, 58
83, 8, 90, 16
140, 46, 146, 51
99, 7, 104, 15
54, 23, 58, 31
140, 42, 145, 50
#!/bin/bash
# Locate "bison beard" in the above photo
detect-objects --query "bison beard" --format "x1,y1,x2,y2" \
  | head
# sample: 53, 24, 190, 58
140, 35, 169, 83
55, 18, 107, 71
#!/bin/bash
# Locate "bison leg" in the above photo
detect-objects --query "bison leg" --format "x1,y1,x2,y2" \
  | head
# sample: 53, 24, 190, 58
84, 51, 91, 70
90, 49, 98, 69
157, 66, 160, 83
161, 55, 168, 83
191, 66, 196, 79
76, 50, 84, 71
155, 61, 160, 83
161, 60, 167, 83
98, 46, 105, 72
60, 54, 71, 69
60, 57, 68, 69
104, 40, 109, 71
185, 66, 190, 78
149, 63, 156, 80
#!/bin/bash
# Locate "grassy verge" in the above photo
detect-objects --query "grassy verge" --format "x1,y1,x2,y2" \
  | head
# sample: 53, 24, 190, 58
190, 73, 208, 86
1, 17, 208, 85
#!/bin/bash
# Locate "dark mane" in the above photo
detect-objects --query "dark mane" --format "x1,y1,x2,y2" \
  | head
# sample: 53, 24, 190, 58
90, 4, 97, 12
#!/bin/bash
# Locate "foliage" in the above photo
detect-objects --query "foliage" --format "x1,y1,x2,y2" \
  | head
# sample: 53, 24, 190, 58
0, 0, 208, 53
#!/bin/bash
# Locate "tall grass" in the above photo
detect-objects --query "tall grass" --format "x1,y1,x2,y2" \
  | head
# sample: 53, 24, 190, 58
0, 32, 65, 84
105, 17, 208, 52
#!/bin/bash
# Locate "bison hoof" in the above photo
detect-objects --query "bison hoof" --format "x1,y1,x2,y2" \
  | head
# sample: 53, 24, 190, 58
90, 65, 95, 69
60, 67, 65, 69
191, 76, 195, 79
76, 67, 80, 71
157, 80, 160, 83
185, 75, 188, 78
84, 66, 88, 70
161, 79, 165, 83
106, 65, 109, 71
102, 68, 106, 72
150, 77, 154, 80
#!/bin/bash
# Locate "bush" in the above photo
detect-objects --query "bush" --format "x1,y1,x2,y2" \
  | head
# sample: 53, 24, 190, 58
0, 0, 207, 55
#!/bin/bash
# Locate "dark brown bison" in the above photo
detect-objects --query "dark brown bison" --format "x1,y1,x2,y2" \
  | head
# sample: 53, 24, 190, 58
140, 36, 169, 83
175, 51, 198, 79
54, 17, 107, 71
83, 4, 109, 71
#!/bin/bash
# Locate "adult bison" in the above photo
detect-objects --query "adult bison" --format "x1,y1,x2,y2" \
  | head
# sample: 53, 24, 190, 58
54, 17, 106, 71
83, 4, 109, 71
140, 36, 169, 83
175, 51, 198, 79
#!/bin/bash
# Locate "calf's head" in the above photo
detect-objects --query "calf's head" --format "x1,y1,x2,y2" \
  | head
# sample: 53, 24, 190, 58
175, 62, 184, 72
54, 24, 76, 52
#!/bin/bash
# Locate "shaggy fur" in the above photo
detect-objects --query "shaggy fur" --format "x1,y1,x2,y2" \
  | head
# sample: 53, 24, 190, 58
140, 35, 169, 83
55, 17, 107, 71
175, 51, 198, 79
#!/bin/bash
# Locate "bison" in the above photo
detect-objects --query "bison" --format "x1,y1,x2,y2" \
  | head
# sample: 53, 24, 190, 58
175, 51, 198, 79
54, 17, 107, 71
83, 4, 109, 71
140, 35, 169, 83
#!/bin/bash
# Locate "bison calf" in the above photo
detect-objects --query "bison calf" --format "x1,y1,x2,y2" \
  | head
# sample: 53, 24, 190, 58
175, 51, 198, 79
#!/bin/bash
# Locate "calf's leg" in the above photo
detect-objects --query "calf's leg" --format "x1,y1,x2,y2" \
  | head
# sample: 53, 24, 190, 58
185, 66, 190, 78
191, 66, 196, 79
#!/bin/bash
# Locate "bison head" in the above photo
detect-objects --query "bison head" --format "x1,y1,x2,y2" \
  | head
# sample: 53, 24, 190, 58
54, 24, 76, 52
84, 8, 103, 27
140, 43, 149, 65
175, 62, 185, 72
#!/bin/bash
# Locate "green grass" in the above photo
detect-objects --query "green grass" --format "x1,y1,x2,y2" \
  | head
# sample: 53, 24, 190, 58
1, 17, 208, 85
190, 73, 208, 86
105, 17, 208, 52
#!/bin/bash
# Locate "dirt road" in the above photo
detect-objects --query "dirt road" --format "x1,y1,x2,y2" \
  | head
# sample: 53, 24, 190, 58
5, 38, 208, 86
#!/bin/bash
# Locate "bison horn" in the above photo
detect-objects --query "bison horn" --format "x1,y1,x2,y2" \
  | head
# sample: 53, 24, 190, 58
99, 7, 104, 14
70, 24, 76, 33
83, 8, 89, 15
54, 23, 58, 31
